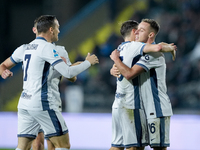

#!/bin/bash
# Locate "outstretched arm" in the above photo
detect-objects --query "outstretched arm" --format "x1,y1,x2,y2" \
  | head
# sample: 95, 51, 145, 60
54, 53, 99, 78
143, 43, 177, 60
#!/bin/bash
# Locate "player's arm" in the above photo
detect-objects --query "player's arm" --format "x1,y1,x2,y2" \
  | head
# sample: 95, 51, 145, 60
60, 56, 77, 82
143, 43, 177, 60
143, 43, 176, 53
0, 57, 16, 79
66, 62, 83, 82
54, 53, 99, 78
67, 61, 84, 82
110, 50, 145, 80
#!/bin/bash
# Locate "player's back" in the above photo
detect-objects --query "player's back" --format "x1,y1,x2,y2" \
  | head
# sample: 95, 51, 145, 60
12, 37, 63, 111
137, 52, 173, 118
115, 41, 145, 109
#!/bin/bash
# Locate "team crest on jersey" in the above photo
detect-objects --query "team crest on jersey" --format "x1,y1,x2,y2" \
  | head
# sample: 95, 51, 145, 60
53, 49, 59, 57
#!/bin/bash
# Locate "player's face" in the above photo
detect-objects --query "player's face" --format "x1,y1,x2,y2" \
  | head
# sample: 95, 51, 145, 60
51, 19, 60, 42
135, 22, 151, 43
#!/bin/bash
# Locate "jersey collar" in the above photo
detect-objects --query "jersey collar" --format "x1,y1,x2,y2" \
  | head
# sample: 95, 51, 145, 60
36, 37, 47, 41
121, 41, 131, 45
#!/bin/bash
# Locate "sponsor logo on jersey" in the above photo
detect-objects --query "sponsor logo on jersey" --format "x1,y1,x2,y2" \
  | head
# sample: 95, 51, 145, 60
21, 92, 32, 99
53, 49, 59, 57
115, 92, 126, 98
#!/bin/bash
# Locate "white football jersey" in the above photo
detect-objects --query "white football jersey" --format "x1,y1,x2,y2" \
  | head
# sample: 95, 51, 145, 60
136, 52, 173, 119
11, 37, 67, 111
115, 41, 146, 109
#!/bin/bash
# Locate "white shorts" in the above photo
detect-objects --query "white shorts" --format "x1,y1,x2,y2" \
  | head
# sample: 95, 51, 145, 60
17, 109, 68, 139
111, 107, 148, 148
147, 116, 170, 147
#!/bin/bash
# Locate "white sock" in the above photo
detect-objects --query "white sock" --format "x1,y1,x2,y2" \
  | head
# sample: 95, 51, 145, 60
15, 148, 21, 150
55, 148, 69, 150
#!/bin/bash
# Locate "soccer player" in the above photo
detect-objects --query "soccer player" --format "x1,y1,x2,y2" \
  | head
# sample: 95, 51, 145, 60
0, 15, 99, 150
110, 19, 175, 150
109, 20, 176, 150
31, 17, 78, 150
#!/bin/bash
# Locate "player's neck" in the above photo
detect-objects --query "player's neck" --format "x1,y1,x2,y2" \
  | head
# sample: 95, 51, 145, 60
146, 39, 155, 44
124, 37, 132, 42
37, 33, 52, 43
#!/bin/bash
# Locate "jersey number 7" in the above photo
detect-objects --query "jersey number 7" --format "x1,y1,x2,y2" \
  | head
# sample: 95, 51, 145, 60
24, 54, 31, 81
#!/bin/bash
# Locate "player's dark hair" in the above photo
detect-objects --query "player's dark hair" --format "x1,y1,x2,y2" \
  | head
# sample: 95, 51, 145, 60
36, 15, 57, 34
120, 20, 139, 39
141, 18, 160, 35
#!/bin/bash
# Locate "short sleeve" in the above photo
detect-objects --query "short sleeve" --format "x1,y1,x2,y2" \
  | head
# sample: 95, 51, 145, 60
55, 45, 72, 66
136, 53, 164, 72
11, 45, 25, 64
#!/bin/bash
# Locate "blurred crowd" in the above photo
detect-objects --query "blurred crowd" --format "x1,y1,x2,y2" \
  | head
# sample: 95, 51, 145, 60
60, 0, 200, 112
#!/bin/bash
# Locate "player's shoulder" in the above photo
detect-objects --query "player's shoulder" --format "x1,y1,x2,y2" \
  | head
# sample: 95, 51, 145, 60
55, 45, 66, 52
55, 45, 65, 49
130, 41, 145, 46
42, 42, 56, 50
14, 44, 27, 52
55, 45, 68, 55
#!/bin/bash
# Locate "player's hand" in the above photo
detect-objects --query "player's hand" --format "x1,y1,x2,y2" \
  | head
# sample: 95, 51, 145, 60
110, 49, 120, 61
110, 64, 121, 78
167, 43, 177, 61
1, 69, 13, 79
169, 43, 177, 61
171, 50, 176, 61
159, 43, 177, 52
86, 53, 99, 65
159, 43, 177, 61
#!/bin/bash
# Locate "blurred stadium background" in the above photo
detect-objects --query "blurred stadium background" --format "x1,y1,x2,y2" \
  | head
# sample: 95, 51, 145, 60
0, 0, 200, 149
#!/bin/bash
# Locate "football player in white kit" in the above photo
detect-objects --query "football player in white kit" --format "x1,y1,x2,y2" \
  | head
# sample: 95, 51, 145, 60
31, 17, 78, 150
109, 20, 176, 150
0, 15, 99, 150
110, 19, 176, 150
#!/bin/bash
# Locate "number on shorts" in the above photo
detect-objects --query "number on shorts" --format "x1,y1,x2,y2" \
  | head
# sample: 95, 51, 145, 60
148, 123, 156, 134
